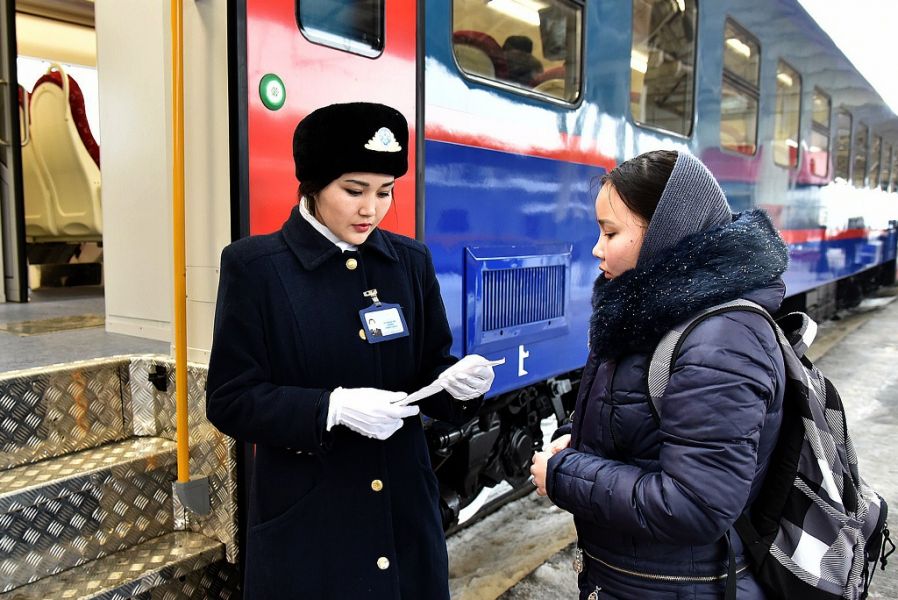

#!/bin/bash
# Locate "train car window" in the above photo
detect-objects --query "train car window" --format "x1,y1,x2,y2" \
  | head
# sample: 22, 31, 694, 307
852, 123, 868, 187
720, 19, 760, 155
630, 0, 697, 136
296, 0, 384, 58
452, 0, 583, 103
809, 89, 830, 177
723, 20, 759, 86
868, 135, 882, 188
834, 110, 851, 181
883, 145, 893, 191
773, 61, 801, 169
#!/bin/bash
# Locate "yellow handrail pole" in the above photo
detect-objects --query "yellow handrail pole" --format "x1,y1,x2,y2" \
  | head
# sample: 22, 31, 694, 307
171, 0, 189, 484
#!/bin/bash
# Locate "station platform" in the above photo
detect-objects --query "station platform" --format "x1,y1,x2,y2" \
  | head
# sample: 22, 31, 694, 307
0, 288, 168, 373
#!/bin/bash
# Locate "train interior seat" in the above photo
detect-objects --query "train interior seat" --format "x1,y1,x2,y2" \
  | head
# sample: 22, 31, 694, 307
531, 65, 565, 96
720, 123, 757, 157
28, 64, 101, 241
20, 85, 59, 239
452, 31, 508, 80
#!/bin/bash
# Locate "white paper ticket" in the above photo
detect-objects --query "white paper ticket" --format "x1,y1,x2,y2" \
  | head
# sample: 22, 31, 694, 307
393, 357, 506, 406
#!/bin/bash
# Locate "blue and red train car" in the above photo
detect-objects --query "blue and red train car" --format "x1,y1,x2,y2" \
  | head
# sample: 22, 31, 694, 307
6, 2, 898, 597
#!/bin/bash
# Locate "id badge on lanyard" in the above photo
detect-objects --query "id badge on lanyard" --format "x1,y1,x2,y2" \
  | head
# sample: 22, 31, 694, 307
359, 289, 410, 344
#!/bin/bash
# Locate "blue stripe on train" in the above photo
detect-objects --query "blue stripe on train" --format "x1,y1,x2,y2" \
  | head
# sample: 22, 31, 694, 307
785, 231, 897, 296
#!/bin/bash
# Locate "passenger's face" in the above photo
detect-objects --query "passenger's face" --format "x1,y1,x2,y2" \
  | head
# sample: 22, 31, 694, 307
314, 172, 395, 245
592, 183, 646, 279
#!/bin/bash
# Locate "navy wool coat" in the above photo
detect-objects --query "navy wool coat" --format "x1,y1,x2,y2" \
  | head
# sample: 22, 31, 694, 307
547, 211, 789, 599
206, 207, 476, 599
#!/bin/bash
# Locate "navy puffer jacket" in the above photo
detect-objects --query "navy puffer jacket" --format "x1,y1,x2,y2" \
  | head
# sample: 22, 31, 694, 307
546, 210, 789, 598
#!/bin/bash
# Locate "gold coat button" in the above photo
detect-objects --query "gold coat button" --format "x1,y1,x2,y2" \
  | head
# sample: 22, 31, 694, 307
377, 556, 390, 570
371, 479, 383, 492
345, 258, 358, 270
359, 328, 367, 341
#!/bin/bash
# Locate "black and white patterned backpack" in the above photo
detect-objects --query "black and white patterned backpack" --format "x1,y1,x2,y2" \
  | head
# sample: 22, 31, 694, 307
648, 299, 893, 599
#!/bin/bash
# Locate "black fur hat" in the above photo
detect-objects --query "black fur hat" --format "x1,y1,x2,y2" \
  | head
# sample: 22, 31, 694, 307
292, 102, 409, 184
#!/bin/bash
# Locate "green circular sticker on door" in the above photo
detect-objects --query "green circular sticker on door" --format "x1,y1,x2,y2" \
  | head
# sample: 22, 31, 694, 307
259, 73, 286, 110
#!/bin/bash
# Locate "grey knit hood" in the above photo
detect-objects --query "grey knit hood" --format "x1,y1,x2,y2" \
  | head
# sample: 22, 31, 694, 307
637, 151, 732, 266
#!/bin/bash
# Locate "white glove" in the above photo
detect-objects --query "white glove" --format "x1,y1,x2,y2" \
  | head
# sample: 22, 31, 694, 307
326, 387, 419, 440
438, 354, 497, 401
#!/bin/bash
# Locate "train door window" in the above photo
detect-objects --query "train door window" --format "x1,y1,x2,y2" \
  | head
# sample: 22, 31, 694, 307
720, 19, 760, 155
852, 123, 867, 187
883, 145, 893, 191
868, 135, 881, 188
773, 61, 801, 168
452, 0, 583, 103
296, 0, 384, 57
834, 110, 851, 181
808, 89, 830, 177
630, 0, 697, 136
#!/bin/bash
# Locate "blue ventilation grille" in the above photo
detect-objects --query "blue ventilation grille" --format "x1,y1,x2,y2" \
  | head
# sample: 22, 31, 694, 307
482, 265, 566, 331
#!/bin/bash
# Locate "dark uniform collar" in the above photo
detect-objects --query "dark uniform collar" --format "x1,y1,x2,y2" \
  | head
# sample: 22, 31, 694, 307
280, 206, 399, 270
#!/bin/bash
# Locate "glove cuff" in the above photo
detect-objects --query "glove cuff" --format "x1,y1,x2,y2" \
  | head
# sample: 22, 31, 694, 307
326, 388, 344, 431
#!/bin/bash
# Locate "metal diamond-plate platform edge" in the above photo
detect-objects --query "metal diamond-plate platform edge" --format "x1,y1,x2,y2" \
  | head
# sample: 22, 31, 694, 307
0, 355, 165, 381
0, 437, 176, 514
0, 357, 135, 471
0, 437, 178, 591
0, 531, 226, 600
128, 359, 238, 563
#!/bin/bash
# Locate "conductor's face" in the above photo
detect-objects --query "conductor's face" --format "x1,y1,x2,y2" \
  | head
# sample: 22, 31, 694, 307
316, 172, 395, 245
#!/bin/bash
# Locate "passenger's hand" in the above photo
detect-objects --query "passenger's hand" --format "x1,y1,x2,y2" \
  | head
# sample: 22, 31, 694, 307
438, 354, 498, 401
530, 450, 551, 496
326, 387, 419, 440
548, 434, 571, 455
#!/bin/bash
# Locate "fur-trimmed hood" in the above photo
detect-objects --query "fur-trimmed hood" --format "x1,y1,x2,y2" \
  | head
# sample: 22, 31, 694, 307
588, 209, 789, 360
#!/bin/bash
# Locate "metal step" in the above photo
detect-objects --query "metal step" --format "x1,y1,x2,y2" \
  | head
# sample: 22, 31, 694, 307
0, 437, 178, 591
0, 531, 233, 600
0, 357, 130, 471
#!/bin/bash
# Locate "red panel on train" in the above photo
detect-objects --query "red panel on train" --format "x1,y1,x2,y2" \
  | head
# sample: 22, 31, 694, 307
245, 0, 417, 237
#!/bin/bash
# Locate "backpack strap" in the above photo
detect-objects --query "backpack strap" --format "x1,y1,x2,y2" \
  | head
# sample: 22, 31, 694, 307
647, 299, 775, 423
733, 512, 766, 565
724, 529, 739, 600
648, 303, 819, 422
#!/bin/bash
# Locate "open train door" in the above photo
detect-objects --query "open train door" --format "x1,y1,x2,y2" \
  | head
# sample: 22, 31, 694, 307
233, 0, 419, 239
0, 0, 25, 302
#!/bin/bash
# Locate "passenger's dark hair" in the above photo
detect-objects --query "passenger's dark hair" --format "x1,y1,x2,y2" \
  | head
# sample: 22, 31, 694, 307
599, 150, 677, 224
503, 35, 533, 53
297, 180, 328, 216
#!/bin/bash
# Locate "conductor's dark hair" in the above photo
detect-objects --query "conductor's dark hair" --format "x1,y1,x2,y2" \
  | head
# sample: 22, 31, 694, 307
298, 180, 328, 215
599, 150, 677, 225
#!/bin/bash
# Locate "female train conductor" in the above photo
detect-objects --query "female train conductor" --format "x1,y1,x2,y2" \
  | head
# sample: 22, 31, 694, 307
206, 102, 497, 599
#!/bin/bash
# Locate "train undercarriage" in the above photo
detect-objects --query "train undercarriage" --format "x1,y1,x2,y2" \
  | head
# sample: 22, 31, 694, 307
430, 370, 579, 530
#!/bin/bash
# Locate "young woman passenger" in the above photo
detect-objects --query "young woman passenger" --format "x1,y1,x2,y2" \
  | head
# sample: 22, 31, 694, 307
531, 150, 790, 599
206, 102, 498, 599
